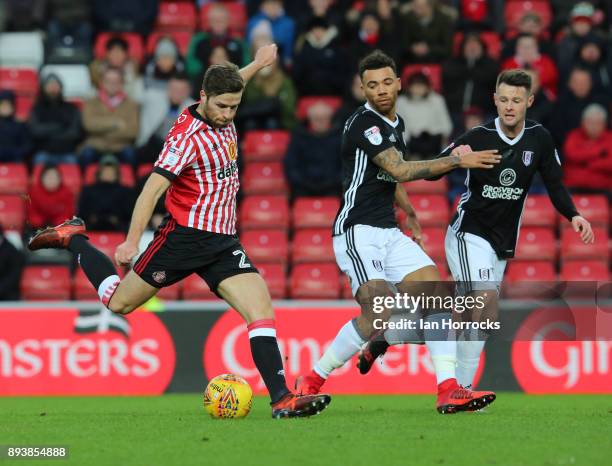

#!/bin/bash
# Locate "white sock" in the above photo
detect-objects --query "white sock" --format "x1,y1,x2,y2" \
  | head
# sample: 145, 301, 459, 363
456, 339, 486, 388
98, 275, 120, 307
423, 313, 457, 384
314, 320, 366, 378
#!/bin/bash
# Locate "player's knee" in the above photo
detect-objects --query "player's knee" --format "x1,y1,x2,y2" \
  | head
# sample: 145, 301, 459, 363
107, 299, 135, 315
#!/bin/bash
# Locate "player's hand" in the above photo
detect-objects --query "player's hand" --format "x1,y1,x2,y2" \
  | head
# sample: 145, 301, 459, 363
115, 241, 139, 267
254, 43, 278, 69
458, 149, 501, 169
450, 144, 472, 157
405, 216, 426, 251
571, 216, 594, 244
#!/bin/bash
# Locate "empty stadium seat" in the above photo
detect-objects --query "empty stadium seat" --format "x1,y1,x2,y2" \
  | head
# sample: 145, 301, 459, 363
40, 65, 94, 99
408, 195, 450, 226
241, 229, 288, 264
561, 261, 610, 282
84, 164, 135, 187
506, 261, 557, 282
0, 32, 44, 68
94, 32, 145, 64
0, 195, 25, 231
31, 163, 81, 196
242, 130, 290, 162
200, 2, 247, 34
522, 194, 556, 227
21, 265, 71, 300
560, 226, 609, 261
241, 162, 288, 195
0, 163, 28, 195
239, 196, 289, 230
453, 31, 502, 59
296, 96, 342, 120
290, 263, 340, 299
566, 195, 609, 227
419, 228, 446, 261
401, 64, 442, 92
146, 31, 192, 56
403, 178, 448, 195
182, 274, 221, 300
155, 2, 197, 31
291, 229, 334, 263
515, 227, 557, 261
87, 232, 125, 258
0, 68, 39, 96
504, 1, 552, 34
257, 263, 287, 299
292, 197, 340, 229
14, 94, 34, 121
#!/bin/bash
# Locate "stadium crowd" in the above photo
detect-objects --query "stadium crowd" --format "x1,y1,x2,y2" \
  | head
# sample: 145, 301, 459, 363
0, 0, 610, 300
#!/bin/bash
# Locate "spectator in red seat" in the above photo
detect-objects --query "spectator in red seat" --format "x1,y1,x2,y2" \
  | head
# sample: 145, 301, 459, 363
0, 223, 24, 301
295, 0, 343, 35
284, 101, 342, 198
347, 11, 395, 71
28, 164, 75, 230
143, 38, 185, 92
399, 0, 454, 63
77, 154, 134, 232
29, 73, 82, 165
80, 67, 139, 166
0, 90, 31, 163
501, 12, 556, 61
502, 34, 559, 98
186, 3, 247, 91
563, 103, 612, 192
397, 72, 452, 160
293, 17, 348, 96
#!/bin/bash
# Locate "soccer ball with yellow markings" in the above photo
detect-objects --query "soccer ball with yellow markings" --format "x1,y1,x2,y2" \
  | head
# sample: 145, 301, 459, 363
203, 374, 253, 419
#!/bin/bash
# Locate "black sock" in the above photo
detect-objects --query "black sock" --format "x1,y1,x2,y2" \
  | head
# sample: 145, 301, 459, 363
249, 336, 291, 404
68, 235, 118, 289
370, 339, 390, 358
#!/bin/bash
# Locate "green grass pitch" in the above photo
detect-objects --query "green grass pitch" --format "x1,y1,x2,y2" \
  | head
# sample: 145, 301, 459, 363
1, 394, 611, 466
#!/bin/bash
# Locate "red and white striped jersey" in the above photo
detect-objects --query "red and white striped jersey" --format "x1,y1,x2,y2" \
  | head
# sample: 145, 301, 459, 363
154, 104, 240, 235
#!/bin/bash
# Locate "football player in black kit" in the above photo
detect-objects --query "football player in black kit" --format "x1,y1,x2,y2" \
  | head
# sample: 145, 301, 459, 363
358, 69, 595, 396
296, 50, 503, 414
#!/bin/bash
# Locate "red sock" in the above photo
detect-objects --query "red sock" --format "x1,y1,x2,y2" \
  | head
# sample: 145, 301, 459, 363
437, 378, 459, 394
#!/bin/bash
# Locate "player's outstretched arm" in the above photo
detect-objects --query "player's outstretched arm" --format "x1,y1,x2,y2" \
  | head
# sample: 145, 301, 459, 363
115, 173, 171, 266
239, 43, 278, 84
372, 147, 500, 182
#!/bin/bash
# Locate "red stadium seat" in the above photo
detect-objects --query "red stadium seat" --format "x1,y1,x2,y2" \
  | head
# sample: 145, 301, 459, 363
146, 31, 192, 56
296, 96, 342, 120
340, 274, 353, 299
290, 263, 340, 299
257, 263, 287, 299
21, 265, 71, 300
0, 195, 25, 231
420, 227, 446, 261
504, 261, 558, 299
87, 232, 125, 258
32, 163, 81, 197
200, 2, 247, 34
241, 229, 288, 264
403, 178, 448, 195
241, 162, 288, 195
408, 195, 450, 227
565, 195, 609, 227
504, 1, 552, 33
156, 282, 182, 300
14, 94, 34, 121
561, 226, 609, 261
0, 68, 39, 95
522, 194, 556, 227
155, 2, 197, 32
94, 32, 145, 64
401, 64, 442, 92
292, 197, 340, 230
182, 274, 221, 300
239, 195, 289, 230
242, 130, 290, 162
453, 31, 502, 60
137, 164, 153, 179
561, 261, 610, 282
0, 163, 28, 194
291, 229, 334, 263
515, 227, 557, 261
84, 164, 135, 187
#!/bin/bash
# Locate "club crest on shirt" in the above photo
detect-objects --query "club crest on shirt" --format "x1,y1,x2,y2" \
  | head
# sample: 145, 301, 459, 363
479, 268, 491, 280
152, 271, 166, 284
228, 140, 238, 160
522, 150, 533, 166
372, 260, 383, 272
364, 126, 383, 145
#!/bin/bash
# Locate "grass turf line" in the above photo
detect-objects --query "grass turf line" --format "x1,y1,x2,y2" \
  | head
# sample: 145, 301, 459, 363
1, 394, 610, 466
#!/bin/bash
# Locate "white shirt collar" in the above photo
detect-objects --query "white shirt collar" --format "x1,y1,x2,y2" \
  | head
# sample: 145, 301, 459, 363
495, 117, 525, 146
365, 101, 399, 128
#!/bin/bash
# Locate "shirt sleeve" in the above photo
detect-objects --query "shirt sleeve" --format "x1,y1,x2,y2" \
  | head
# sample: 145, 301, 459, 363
153, 133, 197, 181
351, 113, 397, 160
538, 128, 579, 221
425, 131, 470, 180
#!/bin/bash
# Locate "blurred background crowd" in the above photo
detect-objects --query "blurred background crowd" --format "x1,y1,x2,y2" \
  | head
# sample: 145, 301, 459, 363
0, 0, 610, 301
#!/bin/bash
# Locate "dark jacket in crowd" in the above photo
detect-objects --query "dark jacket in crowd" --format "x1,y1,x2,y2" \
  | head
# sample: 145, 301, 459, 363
400, 7, 454, 63
0, 233, 24, 300
93, 0, 158, 35
550, 90, 610, 145
77, 181, 134, 232
0, 91, 31, 162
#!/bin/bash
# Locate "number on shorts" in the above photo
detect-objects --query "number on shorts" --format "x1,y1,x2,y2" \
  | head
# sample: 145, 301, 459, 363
233, 249, 251, 269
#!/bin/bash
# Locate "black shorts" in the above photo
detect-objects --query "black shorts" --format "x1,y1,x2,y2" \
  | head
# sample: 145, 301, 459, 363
133, 216, 258, 295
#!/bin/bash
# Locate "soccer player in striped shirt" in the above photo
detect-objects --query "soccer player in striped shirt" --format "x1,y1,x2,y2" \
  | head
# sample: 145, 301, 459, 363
28, 44, 331, 419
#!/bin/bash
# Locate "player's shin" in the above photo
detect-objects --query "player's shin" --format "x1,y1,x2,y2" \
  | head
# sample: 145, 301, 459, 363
314, 318, 366, 378
68, 235, 120, 307
423, 311, 457, 385
247, 319, 291, 404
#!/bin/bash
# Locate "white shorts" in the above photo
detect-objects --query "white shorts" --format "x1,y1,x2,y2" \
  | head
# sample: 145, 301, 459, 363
334, 225, 436, 296
444, 227, 506, 294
